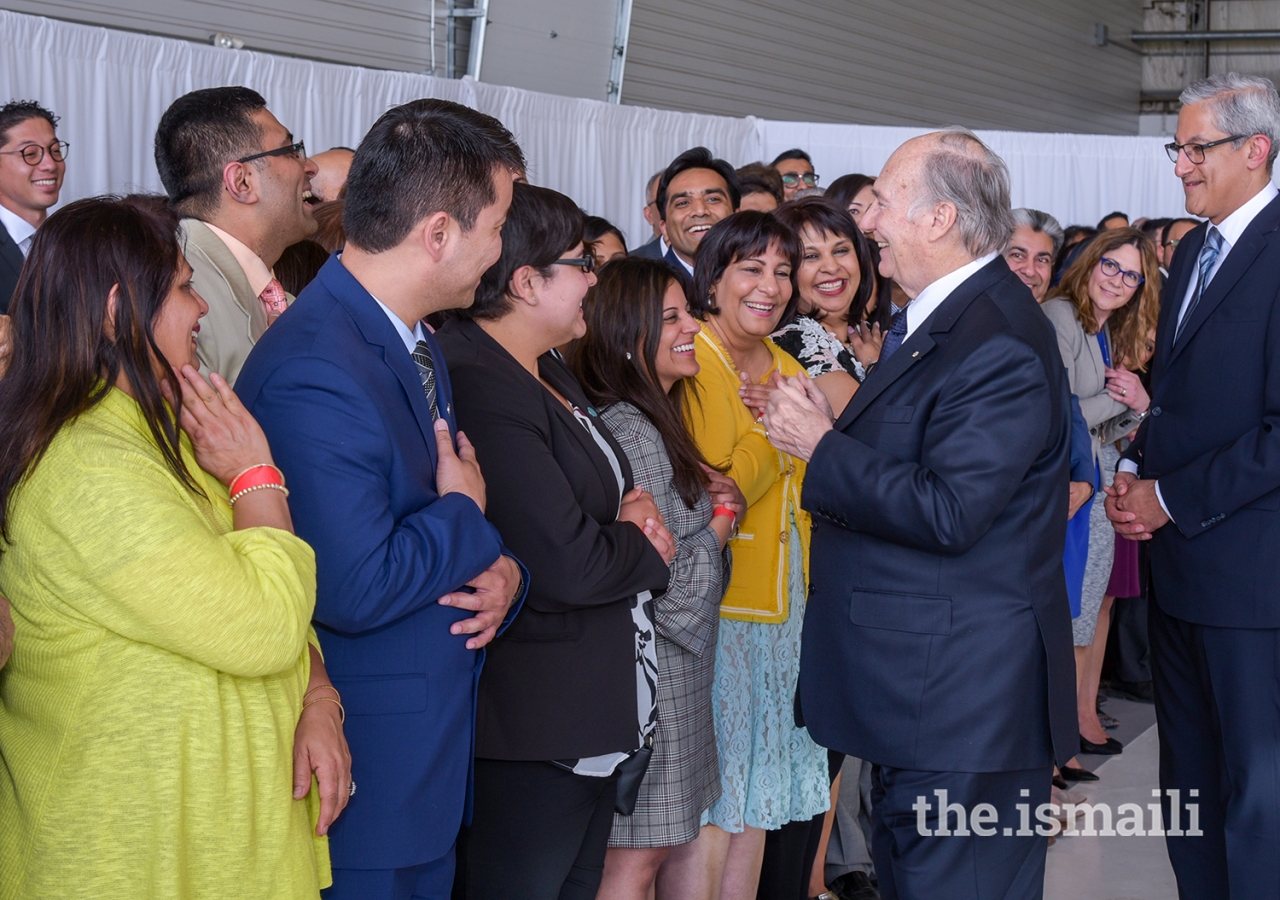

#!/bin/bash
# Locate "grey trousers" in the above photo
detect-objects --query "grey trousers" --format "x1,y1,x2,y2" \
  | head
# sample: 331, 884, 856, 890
825, 755, 875, 881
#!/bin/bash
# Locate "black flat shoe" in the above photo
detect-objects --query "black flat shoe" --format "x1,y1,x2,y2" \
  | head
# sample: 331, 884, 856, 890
829, 870, 880, 900
1080, 734, 1124, 755
1059, 765, 1099, 782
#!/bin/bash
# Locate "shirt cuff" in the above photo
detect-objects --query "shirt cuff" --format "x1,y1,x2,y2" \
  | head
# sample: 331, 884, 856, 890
1153, 481, 1174, 524
1117, 460, 1139, 476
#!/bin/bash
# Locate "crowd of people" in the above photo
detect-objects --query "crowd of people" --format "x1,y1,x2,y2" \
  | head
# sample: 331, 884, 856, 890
0, 69, 1276, 900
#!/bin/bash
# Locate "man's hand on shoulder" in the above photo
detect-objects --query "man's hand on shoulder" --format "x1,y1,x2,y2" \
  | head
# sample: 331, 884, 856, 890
438, 555, 522, 650
434, 418, 487, 513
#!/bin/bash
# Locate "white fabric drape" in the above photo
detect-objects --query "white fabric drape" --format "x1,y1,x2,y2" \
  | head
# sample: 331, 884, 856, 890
1, 9, 1206, 251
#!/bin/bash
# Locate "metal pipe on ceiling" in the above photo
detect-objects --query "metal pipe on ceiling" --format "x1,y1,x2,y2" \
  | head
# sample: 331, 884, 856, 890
1131, 30, 1280, 42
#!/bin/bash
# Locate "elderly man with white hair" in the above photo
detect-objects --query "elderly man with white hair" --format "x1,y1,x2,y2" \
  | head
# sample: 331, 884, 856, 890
763, 129, 1075, 899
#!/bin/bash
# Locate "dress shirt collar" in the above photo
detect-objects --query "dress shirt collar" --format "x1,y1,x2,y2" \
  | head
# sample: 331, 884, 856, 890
904, 252, 998, 340
1211, 181, 1278, 250
0, 202, 37, 257
202, 222, 275, 298
372, 297, 426, 355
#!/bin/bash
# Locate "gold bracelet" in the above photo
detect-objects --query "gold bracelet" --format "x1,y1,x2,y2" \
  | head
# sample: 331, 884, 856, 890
229, 481, 290, 506
304, 684, 341, 703
303, 695, 345, 723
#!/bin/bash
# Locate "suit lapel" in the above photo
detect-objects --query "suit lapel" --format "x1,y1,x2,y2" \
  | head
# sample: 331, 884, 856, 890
181, 219, 270, 341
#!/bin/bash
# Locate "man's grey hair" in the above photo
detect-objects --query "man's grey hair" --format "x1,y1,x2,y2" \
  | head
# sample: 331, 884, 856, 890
1011, 207, 1065, 257
1181, 73, 1280, 172
910, 128, 1014, 257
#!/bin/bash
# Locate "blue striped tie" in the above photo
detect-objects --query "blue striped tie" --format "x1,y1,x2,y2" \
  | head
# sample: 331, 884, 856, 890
1175, 227, 1223, 341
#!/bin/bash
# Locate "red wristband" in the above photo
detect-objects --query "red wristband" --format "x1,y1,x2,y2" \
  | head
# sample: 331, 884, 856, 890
712, 505, 737, 525
229, 464, 284, 497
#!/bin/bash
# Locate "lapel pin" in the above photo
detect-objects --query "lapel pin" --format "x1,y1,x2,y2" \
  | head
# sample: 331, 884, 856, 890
912, 351, 920, 358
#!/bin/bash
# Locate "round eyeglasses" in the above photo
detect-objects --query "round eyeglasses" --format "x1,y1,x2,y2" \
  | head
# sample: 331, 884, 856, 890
0, 140, 69, 166
1099, 256, 1144, 289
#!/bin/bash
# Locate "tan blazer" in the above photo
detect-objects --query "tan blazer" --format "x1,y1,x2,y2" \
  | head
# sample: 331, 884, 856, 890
180, 218, 272, 386
1041, 297, 1142, 453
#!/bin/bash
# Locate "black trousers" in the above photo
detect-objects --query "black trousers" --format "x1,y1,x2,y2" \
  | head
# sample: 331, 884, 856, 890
1150, 600, 1280, 899
871, 765, 1051, 900
756, 750, 844, 900
460, 759, 617, 900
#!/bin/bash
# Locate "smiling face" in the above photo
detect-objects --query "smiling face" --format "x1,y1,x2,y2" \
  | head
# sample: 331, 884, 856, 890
535, 241, 598, 346
847, 183, 875, 226
797, 223, 860, 320
859, 145, 936, 296
1174, 100, 1271, 224
1086, 242, 1141, 321
448, 167, 515, 309
776, 158, 815, 200
652, 280, 702, 393
246, 108, 319, 247
1004, 225, 1055, 302
661, 167, 734, 263
0, 116, 65, 226
152, 255, 209, 374
710, 241, 793, 345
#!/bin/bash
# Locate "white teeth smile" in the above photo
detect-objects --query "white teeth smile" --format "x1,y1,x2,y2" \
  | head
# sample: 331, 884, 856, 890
689, 225, 711, 233
816, 280, 846, 292
672, 342, 695, 353
743, 301, 773, 313
302, 190, 315, 201
33, 179, 56, 186
876, 241, 889, 248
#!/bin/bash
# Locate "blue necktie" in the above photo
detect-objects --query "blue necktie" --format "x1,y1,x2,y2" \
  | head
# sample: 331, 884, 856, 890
879, 309, 909, 363
411, 339, 441, 420
1175, 227, 1223, 341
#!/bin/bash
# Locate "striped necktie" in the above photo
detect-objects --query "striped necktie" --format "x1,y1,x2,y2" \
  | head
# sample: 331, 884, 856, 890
1175, 227, 1224, 341
411, 339, 440, 420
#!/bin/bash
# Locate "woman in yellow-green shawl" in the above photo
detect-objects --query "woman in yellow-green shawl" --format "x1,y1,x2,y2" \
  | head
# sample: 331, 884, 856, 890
0, 196, 350, 900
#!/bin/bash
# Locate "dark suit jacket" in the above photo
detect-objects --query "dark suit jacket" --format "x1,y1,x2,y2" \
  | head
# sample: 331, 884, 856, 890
235, 256, 525, 870
436, 319, 671, 761
1122, 194, 1280, 628
631, 236, 663, 259
0, 218, 24, 315
798, 256, 1077, 772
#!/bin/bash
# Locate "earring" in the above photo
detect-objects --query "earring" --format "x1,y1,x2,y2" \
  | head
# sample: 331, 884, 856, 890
625, 351, 632, 360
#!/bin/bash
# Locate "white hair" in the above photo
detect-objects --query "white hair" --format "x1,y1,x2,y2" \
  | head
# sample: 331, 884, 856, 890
1181, 73, 1280, 171
909, 128, 1014, 257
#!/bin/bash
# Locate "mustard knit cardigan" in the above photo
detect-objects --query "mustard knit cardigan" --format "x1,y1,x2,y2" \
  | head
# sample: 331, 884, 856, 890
687, 329, 810, 623
0, 388, 329, 900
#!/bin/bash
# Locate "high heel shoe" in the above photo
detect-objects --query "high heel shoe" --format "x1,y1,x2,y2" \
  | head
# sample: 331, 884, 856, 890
1080, 734, 1123, 755
1059, 764, 1099, 783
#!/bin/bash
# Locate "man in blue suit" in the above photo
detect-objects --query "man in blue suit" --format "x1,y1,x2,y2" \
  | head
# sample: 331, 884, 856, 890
763, 130, 1075, 899
1108, 73, 1280, 898
236, 99, 528, 900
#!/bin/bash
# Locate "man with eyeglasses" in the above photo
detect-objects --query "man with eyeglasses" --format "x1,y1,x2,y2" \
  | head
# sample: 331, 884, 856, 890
1158, 217, 1198, 273
154, 86, 319, 385
0, 100, 65, 315
1106, 73, 1280, 899
771, 148, 819, 201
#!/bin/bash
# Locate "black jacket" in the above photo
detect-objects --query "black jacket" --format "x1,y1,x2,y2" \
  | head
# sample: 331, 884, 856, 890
436, 319, 670, 760
0, 218, 24, 315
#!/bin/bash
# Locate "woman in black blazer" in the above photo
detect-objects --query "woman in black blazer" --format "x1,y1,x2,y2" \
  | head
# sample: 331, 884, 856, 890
436, 183, 673, 900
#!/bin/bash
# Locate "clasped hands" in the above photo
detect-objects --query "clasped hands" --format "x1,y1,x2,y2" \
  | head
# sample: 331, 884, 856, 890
740, 370, 834, 462
1104, 471, 1169, 541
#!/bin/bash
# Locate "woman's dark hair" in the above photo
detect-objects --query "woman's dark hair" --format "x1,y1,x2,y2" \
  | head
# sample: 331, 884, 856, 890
773, 197, 875, 325
463, 181, 584, 321
274, 239, 329, 296
572, 257, 715, 508
0, 195, 200, 541
825, 173, 874, 212
584, 214, 627, 251
689, 210, 802, 325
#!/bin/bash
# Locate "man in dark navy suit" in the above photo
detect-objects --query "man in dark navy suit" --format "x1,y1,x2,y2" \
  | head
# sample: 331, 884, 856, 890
631, 147, 738, 284
0, 99, 65, 314
1107, 74, 1280, 899
236, 99, 527, 900
763, 129, 1075, 899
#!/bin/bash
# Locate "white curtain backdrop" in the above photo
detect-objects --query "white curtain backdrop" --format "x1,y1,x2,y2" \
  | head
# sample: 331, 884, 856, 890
1, 9, 1203, 251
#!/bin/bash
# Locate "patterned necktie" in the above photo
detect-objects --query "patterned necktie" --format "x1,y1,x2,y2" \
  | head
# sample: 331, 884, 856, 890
879, 308, 910, 363
411, 339, 440, 420
259, 277, 289, 323
1175, 227, 1224, 341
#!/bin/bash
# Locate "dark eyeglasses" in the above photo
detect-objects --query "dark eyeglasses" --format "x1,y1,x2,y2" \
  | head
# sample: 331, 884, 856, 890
551, 256, 596, 274
0, 140, 68, 166
780, 172, 819, 187
1164, 134, 1247, 164
1099, 256, 1145, 289
237, 140, 307, 164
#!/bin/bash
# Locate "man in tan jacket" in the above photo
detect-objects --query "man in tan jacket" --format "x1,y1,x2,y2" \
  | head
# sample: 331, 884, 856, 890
154, 86, 319, 385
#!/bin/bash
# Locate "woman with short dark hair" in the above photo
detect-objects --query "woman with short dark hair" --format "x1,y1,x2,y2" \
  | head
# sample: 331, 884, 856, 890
436, 182, 674, 900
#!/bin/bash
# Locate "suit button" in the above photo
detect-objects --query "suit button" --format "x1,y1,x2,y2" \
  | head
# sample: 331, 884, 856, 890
780, 531, 790, 544
1151, 407, 1162, 417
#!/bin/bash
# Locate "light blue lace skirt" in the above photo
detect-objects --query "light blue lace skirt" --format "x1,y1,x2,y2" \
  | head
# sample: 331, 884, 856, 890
706, 514, 830, 832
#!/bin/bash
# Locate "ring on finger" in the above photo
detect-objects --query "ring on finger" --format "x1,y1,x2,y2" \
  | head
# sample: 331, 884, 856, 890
348, 782, 357, 796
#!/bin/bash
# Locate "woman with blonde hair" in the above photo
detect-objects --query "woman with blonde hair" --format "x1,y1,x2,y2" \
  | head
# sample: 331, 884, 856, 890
1041, 227, 1160, 763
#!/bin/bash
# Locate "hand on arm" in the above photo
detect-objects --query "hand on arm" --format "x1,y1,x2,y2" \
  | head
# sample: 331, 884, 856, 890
1104, 367, 1150, 413
292, 644, 352, 835
437, 554, 523, 649
761, 373, 834, 462
702, 465, 747, 549
434, 419, 487, 513
619, 487, 675, 563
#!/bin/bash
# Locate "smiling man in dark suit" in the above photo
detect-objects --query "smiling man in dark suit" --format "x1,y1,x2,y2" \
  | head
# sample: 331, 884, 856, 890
0, 100, 65, 314
763, 129, 1075, 900
1107, 73, 1280, 899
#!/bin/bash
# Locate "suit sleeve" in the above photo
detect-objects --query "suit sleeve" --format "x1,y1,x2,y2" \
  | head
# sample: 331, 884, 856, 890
449, 368, 669, 615
249, 355, 504, 634
1069, 394, 1095, 484
804, 334, 1053, 555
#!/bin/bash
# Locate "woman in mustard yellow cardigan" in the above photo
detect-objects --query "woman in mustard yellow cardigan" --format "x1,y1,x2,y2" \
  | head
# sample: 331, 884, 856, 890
682, 212, 829, 900
0, 197, 350, 900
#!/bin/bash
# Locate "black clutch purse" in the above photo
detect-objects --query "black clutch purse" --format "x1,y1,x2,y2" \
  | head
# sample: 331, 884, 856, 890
613, 733, 655, 815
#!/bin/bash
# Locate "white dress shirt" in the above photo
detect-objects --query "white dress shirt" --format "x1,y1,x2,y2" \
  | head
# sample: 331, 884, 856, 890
1118, 181, 1280, 522
372, 296, 427, 354
903, 252, 999, 341
0, 203, 37, 257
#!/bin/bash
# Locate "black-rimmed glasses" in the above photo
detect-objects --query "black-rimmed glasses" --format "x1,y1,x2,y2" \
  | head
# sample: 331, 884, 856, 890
0, 140, 69, 166
551, 256, 596, 274
780, 172, 819, 187
1099, 256, 1145, 289
237, 140, 306, 164
1165, 135, 1248, 164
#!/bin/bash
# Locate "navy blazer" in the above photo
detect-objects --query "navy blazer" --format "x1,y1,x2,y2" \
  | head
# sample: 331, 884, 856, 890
235, 255, 525, 869
0, 218, 24, 315
1122, 194, 1280, 627
798, 257, 1078, 772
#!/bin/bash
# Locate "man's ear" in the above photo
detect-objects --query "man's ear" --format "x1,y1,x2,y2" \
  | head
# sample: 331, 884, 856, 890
222, 161, 258, 205
420, 210, 453, 264
928, 201, 959, 243
1245, 134, 1272, 172
659, 217, 670, 243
